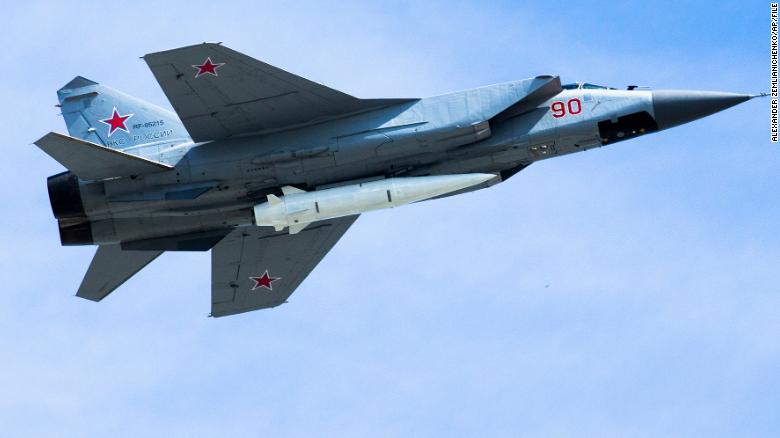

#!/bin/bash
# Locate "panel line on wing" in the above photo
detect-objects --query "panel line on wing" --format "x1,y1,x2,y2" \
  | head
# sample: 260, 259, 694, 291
224, 91, 299, 107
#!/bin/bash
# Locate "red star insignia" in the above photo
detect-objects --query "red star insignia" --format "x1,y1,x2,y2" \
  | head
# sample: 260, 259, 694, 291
192, 57, 225, 78
99, 107, 133, 137
249, 270, 281, 291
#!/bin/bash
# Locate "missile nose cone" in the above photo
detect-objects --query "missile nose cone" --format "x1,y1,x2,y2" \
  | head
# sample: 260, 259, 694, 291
652, 90, 752, 130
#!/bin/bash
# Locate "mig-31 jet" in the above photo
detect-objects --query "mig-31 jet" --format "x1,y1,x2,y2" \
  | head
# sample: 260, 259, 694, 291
35, 43, 761, 316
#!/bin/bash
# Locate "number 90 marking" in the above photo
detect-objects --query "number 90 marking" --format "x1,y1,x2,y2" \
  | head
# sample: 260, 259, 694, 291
551, 98, 583, 118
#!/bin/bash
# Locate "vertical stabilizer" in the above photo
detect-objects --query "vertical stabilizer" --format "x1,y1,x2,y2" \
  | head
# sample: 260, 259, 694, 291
57, 76, 190, 156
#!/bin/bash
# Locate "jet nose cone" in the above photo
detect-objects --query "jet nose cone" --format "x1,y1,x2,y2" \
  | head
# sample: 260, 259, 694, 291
652, 90, 752, 130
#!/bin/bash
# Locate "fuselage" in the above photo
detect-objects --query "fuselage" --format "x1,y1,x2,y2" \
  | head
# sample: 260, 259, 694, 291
48, 81, 746, 247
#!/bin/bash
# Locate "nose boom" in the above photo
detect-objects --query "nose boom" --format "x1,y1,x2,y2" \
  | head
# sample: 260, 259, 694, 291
652, 90, 752, 130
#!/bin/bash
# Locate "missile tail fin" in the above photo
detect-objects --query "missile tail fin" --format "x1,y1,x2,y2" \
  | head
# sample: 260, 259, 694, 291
281, 186, 307, 195
267, 194, 282, 205
288, 223, 307, 234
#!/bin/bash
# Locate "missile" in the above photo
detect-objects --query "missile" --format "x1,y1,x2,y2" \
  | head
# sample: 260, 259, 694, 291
254, 173, 495, 234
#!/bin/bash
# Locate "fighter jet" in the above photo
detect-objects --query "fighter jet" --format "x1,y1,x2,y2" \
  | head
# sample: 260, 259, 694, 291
35, 43, 761, 317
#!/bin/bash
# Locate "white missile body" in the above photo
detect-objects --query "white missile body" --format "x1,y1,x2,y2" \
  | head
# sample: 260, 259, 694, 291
253, 173, 495, 234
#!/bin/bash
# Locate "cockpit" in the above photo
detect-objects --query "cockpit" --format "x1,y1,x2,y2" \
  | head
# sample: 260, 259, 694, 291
561, 82, 616, 90
562, 82, 650, 91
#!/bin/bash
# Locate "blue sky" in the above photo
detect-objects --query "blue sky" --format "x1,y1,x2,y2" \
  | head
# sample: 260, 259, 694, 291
1, 1, 776, 436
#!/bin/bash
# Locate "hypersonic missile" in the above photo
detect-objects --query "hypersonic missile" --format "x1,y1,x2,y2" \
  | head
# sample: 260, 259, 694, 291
253, 173, 495, 234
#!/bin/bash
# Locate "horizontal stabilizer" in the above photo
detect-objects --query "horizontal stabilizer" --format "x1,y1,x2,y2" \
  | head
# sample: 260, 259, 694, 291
34, 132, 173, 181
77, 245, 163, 301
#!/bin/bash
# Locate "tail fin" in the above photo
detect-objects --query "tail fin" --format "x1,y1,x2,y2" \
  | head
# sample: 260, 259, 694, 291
57, 76, 190, 155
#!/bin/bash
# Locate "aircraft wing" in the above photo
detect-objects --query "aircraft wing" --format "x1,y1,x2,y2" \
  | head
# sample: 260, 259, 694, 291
143, 43, 413, 142
210, 216, 358, 317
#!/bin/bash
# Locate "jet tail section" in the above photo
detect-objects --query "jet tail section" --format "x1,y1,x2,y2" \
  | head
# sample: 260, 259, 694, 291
57, 76, 190, 155
34, 132, 173, 181
77, 245, 163, 302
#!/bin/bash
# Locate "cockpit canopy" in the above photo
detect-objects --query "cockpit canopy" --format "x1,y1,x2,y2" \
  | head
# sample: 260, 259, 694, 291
561, 82, 616, 90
